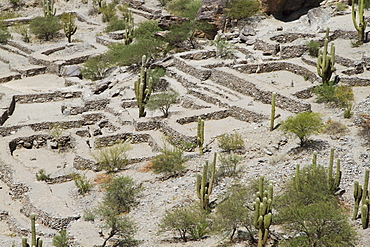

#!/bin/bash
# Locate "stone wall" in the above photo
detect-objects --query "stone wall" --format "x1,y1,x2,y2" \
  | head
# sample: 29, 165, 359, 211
15, 91, 82, 104
173, 56, 212, 81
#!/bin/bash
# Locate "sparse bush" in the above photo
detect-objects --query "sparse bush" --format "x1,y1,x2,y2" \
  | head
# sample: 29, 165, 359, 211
12, 22, 30, 43
81, 54, 113, 81
279, 111, 325, 147
210, 35, 234, 58
36, 169, 50, 181
73, 173, 93, 195
133, 20, 162, 40
215, 151, 243, 182
225, 0, 260, 20
218, 132, 245, 153
101, 176, 142, 214
344, 103, 353, 119
29, 16, 61, 41
158, 203, 211, 242
0, 22, 11, 44
146, 90, 179, 117
52, 230, 68, 247
158, 0, 172, 6
93, 142, 132, 173
83, 208, 96, 222
99, 1, 116, 22
306, 40, 320, 57
324, 119, 348, 136
336, 2, 347, 11
105, 16, 127, 33
167, 0, 202, 19
314, 83, 353, 108
151, 145, 186, 176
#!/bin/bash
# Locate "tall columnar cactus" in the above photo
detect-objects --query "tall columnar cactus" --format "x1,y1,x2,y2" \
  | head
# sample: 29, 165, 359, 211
197, 117, 205, 155
63, 12, 77, 43
362, 199, 370, 229
122, 8, 134, 45
353, 180, 363, 220
270, 92, 276, 131
327, 148, 342, 194
22, 214, 43, 247
134, 55, 152, 118
352, 0, 367, 43
253, 176, 273, 247
317, 28, 335, 85
42, 0, 56, 17
353, 169, 370, 226
196, 153, 216, 211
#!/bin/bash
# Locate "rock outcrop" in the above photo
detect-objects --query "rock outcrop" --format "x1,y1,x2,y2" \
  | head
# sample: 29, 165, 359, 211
196, 0, 228, 37
260, 0, 324, 20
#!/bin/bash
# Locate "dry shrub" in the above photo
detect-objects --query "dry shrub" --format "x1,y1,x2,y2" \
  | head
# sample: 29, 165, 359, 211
324, 119, 349, 136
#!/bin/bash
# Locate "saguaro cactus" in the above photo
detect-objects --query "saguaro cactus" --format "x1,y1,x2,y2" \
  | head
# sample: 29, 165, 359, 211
134, 55, 152, 118
62, 12, 77, 43
353, 168, 370, 227
327, 148, 342, 194
22, 214, 43, 247
353, 180, 363, 220
197, 117, 204, 155
42, 0, 56, 17
196, 153, 216, 211
352, 0, 367, 43
253, 176, 273, 247
270, 92, 276, 131
317, 28, 335, 85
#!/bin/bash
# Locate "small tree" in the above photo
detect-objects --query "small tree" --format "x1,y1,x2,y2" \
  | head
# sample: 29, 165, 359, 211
101, 176, 142, 214
29, 16, 61, 41
81, 54, 112, 81
146, 90, 179, 117
158, 203, 210, 242
279, 111, 325, 147
218, 132, 245, 153
52, 230, 68, 247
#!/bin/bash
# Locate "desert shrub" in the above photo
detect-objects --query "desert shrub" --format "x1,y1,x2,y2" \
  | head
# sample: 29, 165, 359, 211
336, 2, 347, 11
215, 151, 243, 183
212, 183, 255, 241
151, 145, 186, 176
101, 176, 142, 214
314, 83, 353, 108
324, 119, 348, 136
105, 16, 127, 33
158, 203, 211, 242
276, 163, 357, 246
210, 35, 234, 58
218, 132, 245, 153
159, 0, 172, 6
146, 90, 179, 117
83, 208, 96, 222
52, 230, 68, 247
167, 0, 202, 19
29, 16, 61, 41
225, 0, 260, 20
344, 103, 353, 119
279, 111, 325, 147
0, 22, 11, 44
93, 142, 132, 173
133, 20, 162, 40
36, 169, 50, 181
306, 40, 320, 57
73, 173, 93, 195
12, 22, 30, 42
99, 1, 116, 22
81, 54, 113, 81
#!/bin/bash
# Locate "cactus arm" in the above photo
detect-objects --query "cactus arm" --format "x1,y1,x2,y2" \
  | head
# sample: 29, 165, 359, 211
134, 55, 152, 117
361, 203, 369, 229
270, 92, 276, 131
353, 181, 363, 220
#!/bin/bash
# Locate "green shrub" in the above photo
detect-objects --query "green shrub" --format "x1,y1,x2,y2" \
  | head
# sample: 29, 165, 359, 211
93, 142, 132, 173
12, 22, 30, 43
36, 169, 50, 181
73, 173, 93, 195
52, 230, 68, 247
215, 151, 243, 182
151, 145, 186, 176
279, 111, 325, 147
81, 54, 112, 81
146, 90, 179, 117
158, 203, 210, 242
276, 163, 357, 246
101, 176, 142, 214
167, 0, 202, 19
99, 1, 116, 22
83, 208, 96, 222
314, 83, 353, 108
0, 22, 11, 44
218, 132, 244, 153
158, 0, 172, 6
105, 16, 127, 33
336, 2, 347, 11
29, 16, 61, 41
306, 40, 320, 57
210, 35, 234, 58
133, 20, 162, 40
225, 0, 260, 20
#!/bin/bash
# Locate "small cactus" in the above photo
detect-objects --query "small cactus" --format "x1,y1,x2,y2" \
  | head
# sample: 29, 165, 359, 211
317, 28, 335, 85
196, 153, 216, 211
22, 214, 43, 247
327, 148, 342, 194
134, 55, 152, 118
197, 117, 204, 155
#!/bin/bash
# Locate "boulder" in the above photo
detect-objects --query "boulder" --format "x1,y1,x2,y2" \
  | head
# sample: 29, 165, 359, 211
60, 65, 81, 78
260, 0, 324, 20
239, 25, 256, 43
196, 0, 228, 38
158, 16, 189, 30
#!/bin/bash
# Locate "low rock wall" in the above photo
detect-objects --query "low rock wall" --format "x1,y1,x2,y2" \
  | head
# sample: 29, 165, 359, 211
15, 91, 82, 104
173, 56, 212, 81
